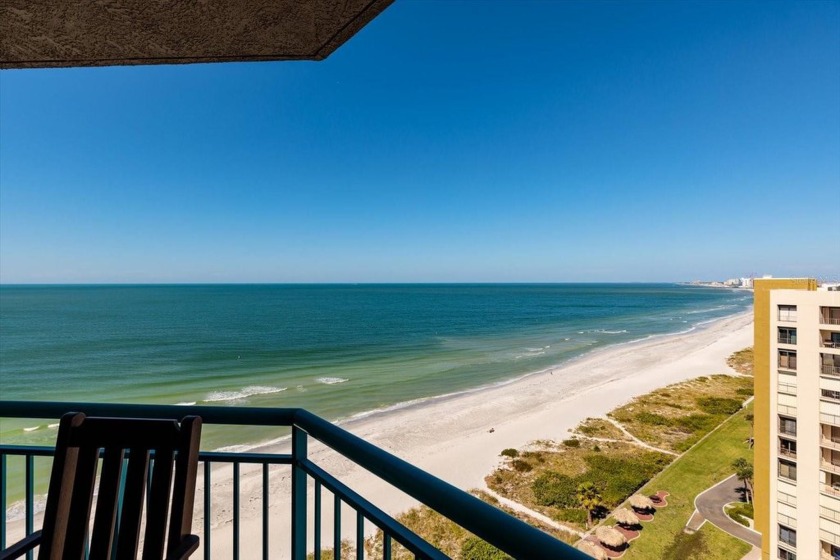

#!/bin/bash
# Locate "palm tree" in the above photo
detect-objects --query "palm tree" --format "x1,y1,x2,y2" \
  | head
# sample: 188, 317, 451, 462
576, 481, 603, 528
732, 457, 754, 503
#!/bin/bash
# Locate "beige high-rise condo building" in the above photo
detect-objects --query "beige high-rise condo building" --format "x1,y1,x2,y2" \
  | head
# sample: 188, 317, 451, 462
754, 279, 840, 560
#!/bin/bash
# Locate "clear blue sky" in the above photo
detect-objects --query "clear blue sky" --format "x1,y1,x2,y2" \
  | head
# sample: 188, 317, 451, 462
1, 0, 838, 283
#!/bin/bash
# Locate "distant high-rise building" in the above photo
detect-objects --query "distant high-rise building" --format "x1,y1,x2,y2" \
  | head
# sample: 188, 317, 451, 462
754, 278, 840, 560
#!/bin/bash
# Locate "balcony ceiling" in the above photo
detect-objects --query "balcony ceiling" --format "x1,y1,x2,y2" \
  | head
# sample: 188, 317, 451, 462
0, 0, 393, 69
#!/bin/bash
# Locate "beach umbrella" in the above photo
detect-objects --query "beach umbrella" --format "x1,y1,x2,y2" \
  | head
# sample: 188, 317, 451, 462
613, 507, 640, 526
576, 540, 608, 560
595, 526, 626, 548
629, 494, 655, 510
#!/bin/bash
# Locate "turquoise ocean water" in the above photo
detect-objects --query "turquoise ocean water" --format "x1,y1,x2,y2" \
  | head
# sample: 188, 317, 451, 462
0, 284, 751, 450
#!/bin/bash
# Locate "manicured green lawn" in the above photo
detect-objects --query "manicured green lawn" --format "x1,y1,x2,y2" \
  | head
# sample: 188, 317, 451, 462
619, 403, 754, 560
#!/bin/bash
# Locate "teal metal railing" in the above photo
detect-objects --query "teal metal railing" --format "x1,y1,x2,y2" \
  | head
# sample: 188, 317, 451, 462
0, 401, 587, 560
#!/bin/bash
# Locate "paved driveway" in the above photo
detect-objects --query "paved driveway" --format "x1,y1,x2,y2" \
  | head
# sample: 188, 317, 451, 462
688, 474, 761, 548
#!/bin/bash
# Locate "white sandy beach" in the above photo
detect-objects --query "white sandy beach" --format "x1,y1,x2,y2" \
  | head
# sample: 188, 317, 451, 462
4, 312, 754, 557
198, 311, 754, 558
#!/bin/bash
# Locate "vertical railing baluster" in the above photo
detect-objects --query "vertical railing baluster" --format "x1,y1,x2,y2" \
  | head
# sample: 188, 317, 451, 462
204, 461, 211, 560
0, 454, 6, 550
291, 427, 308, 560
334, 496, 341, 560
355, 512, 363, 560
25, 454, 33, 560
314, 480, 321, 560
233, 462, 240, 560
262, 463, 269, 560
112, 458, 127, 560
383, 534, 391, 560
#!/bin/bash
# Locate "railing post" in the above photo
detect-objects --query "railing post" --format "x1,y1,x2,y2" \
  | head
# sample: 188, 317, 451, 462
292, 426, 308, 560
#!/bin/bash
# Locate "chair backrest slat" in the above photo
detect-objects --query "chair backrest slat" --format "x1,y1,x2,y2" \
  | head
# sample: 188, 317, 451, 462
39, 413, 86, 560
115, 447, 149, 559
142, 450, 174, 560
37, 412, 202, 560
63, 444, 100, 558
90, 448, 126, 560
167, 417, 201, 555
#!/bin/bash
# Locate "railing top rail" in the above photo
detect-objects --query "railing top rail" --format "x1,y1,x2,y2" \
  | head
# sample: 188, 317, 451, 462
0, 400, 298, 426
0, 401, 590, 560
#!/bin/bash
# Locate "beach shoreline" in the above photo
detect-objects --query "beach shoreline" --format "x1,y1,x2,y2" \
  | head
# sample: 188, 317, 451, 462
206, 310, 754, 558
3, 310, 755, 558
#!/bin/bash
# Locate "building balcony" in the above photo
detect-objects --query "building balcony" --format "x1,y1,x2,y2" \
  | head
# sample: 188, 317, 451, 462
0, 401, 582, 560
825, 365, 840, 377
824, 460, 840, 476
823, 437, 840, 452
824, 485, 840, 499
822, 307, 840, 326
778, 334, 797, 345
779, 447, 797, 459
824, 337, 840, 349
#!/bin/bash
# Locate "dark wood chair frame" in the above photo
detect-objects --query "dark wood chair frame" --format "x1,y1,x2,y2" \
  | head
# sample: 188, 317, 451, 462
0, 412, 202, 560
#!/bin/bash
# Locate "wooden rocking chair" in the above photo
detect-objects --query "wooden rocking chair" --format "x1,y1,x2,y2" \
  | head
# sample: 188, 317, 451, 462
0, 412, 202, 560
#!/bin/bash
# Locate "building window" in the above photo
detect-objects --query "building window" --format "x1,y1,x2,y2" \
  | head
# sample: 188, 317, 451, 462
778, 525, 796, 547
823, 389, 840, 401
779, 459, 797, 481
778, 327, 797, 344
778, 350, 797, 371
778, 548, 796, 560
779, 305, 797, 322
779, 416, 797, 437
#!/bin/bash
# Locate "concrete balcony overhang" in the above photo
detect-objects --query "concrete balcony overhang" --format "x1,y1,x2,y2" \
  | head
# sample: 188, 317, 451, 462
1, 0, 393, 69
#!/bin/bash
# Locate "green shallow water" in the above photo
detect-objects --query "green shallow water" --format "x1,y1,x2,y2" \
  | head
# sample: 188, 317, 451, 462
0, 283, 751, 451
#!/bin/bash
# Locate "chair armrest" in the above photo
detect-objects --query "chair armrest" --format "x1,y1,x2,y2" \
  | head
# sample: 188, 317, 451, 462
0, 531, 43, 560
166, 534, 200, 560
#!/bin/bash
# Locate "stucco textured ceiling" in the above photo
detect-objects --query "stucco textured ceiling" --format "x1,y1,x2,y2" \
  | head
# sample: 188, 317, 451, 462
1, 0, 393, 69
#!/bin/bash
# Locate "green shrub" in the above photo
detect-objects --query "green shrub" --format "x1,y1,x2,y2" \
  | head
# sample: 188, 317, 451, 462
737, 387, 754, 397
696, 397, 742, 415
459, 537, 512, 560
727, 502, 754, 527
553, 508, 587, 525
635, 411, 670, 426
581, 453, 671, 506
563, 439, 581, 448
674, 414, 717, 434
308, 540, 355, 560
500, 448, 518, 458
531, 472, 578, 508
510, 460, 532, 472
593, 445, 601, 452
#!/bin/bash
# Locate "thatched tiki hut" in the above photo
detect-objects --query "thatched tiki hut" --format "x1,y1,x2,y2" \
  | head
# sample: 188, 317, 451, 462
576, 540, 608, 560
629, 494, 655, 511
613, 507, 641, 527
595, 526, 627, 550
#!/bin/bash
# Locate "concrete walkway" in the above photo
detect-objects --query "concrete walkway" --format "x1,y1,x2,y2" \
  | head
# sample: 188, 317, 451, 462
687, 474, 761, 547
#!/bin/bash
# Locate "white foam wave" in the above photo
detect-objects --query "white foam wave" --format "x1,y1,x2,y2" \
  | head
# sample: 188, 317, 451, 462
515, 348, 546, 359
686, 305, 734, 314
176, 401, 197, 406
48, 423, 59, 429
23, 425, 40, 432
203, 386, 287, 403
316, 377, 349, 385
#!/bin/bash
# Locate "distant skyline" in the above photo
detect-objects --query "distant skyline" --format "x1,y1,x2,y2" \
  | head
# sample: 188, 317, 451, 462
1, 0, 839, 284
